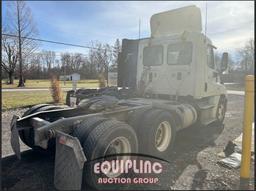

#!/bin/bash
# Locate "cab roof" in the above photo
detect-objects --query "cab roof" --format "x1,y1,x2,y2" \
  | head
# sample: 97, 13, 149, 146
150, 5, 202, 38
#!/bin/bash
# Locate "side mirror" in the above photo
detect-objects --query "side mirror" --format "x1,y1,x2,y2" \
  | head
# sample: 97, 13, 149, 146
220, 52, 228, 72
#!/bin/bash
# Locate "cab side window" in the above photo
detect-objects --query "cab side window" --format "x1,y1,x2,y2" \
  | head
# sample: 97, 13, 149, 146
207, 46, 215, 69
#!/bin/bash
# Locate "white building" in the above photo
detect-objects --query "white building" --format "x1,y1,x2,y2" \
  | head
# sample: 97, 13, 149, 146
60, 73, 80, 81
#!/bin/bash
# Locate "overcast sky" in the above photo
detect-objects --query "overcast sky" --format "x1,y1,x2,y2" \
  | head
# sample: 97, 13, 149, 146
2, 1, 254, 60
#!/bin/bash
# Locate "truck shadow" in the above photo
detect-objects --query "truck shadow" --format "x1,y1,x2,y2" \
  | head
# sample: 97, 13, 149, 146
2, 122, 224, 191
2, 149, 56, 191
167, 122, 224, 189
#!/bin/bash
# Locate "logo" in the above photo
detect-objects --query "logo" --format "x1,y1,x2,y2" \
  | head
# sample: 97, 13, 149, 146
86, 154, 171, 190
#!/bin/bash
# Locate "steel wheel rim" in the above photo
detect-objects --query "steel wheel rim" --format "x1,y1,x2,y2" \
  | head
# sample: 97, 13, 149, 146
155, 121, 172, 152
103, 136, 131, 178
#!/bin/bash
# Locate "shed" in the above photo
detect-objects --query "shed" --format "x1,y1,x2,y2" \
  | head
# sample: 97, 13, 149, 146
59, 73, 80, 81
70, 73, 80, 81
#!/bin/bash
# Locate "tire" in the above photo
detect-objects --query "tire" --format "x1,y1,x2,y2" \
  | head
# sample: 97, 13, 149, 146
127, 108, 151, 131
20, 104, 66, 148
72, 116, 107, 144
81, 119, 138, 190
216, 95, 227, 124
137, 109, 176, 161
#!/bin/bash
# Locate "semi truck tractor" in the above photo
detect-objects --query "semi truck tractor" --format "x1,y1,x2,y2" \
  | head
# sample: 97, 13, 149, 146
10, 5, 228, 190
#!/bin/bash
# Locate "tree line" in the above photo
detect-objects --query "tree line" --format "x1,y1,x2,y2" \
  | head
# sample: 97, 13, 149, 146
2, 40, 121, 82
2, 1, 121, 85
1, 1, 254, 86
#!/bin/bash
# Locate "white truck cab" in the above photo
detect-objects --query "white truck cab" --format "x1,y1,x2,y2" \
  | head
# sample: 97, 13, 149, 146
118, 5, 228, 125
137, 5, 227, 99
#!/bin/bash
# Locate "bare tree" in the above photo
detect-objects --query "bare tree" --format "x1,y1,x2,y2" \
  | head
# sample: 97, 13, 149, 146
239, 38, 254, 74
111, 39, 121, 70
87, 42, 112, 85
80, 56, 91, 78
71, 53, 83, 71
60, 53, 70, 78
5, 1, 39, 87
60, 53, 85, 74
89, 42, 112, 73
26, 53, 42, 79
41, 50, 56, 75
1, 28, 18, 84
102, 44, 112, 83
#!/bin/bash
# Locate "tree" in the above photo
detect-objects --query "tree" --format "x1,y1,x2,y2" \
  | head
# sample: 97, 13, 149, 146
5, 1, 39, 87
71, 53, 84, 72
26, 53, 42, 79
60, 53, 85, 74
112, 39, 121, 67
60, 53, 71, 77
239, 38, 254, 74
41, 50, 56, 75
89, 42, 112, 74
1, 28, 18, 84
80, 57, 91, 78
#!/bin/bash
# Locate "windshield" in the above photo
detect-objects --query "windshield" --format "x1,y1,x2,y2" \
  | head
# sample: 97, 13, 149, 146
167, 41, 193, 65
143, 45, 163, 66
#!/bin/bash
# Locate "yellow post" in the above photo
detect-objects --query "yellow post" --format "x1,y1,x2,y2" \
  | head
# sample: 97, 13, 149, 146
239, 75, 254, 190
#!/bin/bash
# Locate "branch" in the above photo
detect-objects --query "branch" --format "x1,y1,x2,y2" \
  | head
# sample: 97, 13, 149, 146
1, 61, 11, 72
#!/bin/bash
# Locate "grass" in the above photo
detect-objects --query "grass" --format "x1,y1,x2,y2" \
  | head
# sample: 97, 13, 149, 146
2, 91, 67, 110
2, 81, 245, 110
2, 79, 100, 110
2, 79, 99, 89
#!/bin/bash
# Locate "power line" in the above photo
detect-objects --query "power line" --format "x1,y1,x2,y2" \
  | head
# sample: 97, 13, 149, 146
31, 51, 89, 57
207, 20, 254, 36
2, 33, 112, 50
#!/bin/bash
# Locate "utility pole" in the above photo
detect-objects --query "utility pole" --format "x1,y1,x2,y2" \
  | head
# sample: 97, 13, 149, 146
17, 2, 24, 87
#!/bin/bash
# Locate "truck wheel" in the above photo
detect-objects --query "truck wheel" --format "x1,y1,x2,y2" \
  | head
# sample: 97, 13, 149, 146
81, 119, 138, 190
20, 104, 66, 148
72, 116, 107, 144
127, 108, 151, 130
216, 95, 227, 124
137, 109, 176, 161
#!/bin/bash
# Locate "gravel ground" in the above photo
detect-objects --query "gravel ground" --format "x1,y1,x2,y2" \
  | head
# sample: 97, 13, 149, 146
2, 108, 30, 156
1, 94, 255, 190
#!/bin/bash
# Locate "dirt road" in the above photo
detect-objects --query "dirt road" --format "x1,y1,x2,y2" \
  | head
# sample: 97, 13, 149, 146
1, 94, 254, 190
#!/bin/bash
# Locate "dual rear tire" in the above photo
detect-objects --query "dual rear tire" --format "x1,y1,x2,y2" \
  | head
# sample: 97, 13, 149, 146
72, 117, 138, 190
128, 109, 177, 161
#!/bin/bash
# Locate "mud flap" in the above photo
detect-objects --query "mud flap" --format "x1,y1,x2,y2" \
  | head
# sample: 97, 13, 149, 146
54, 131, 87, 190
10, 115, 21, 159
